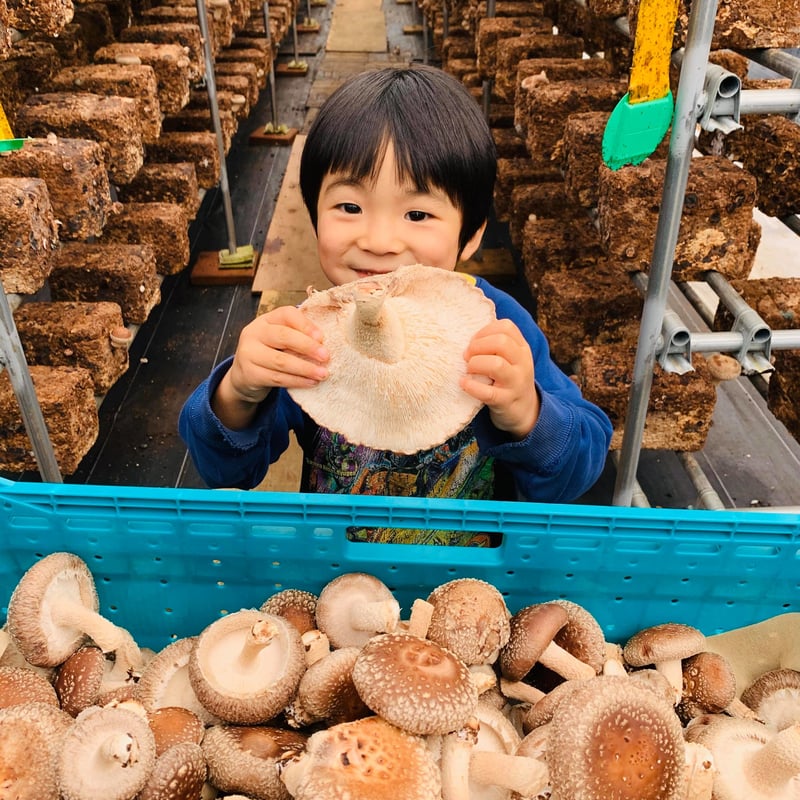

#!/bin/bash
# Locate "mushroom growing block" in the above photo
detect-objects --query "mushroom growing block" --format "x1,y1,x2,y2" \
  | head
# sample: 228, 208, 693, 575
710, 0, 800, 49
99, 202, 190, 275
6, 0, 74, 37
48, 242, 161, 325
288, 265, 497, 454
47, 64, 163, 144
578, 345, 718, 451
13, 300, 130, 394
494, 156, 562, 222
0, 177, 59, 296
120, 22, 205, 79
475, 16, 547, 80
596, 157, 761, 282
0, 366, 99, 474
162, 106, 237, 154
93, 43, 191, 115
0, 136, 113, 241
188, 609, 306, 725
115, 162, 201, 221
144, 131, 221, 190
15, 93, 144, 185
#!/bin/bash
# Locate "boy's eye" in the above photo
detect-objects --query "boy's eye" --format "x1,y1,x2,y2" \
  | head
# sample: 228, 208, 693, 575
340, 203, 361, 214
406, 210, 430, 222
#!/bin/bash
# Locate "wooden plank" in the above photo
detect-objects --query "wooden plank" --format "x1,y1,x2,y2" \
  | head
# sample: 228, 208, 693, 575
251, 134, 332, 299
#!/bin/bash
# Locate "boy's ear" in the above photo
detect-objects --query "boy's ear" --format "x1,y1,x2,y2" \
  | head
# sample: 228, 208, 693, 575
459, 222, 488, 263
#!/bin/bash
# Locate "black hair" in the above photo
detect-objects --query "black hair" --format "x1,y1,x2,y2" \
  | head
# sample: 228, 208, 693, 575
299, 65, 497, 256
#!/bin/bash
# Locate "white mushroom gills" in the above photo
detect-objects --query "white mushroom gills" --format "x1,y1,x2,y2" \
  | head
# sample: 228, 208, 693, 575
347, 284, 404, 363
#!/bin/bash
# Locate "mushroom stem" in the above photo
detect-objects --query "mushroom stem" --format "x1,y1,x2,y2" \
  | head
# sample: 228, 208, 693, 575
405, 598, 434, 639
538, 640, 596, 680
747, 724, 800, 792
56, 599, 142, 673
102, 731, 139, 767
500, 677, 546, 705
348, 600, 399, 635
349, 287, 405, 363
441, 719, 479, 800
301, 629, 330, 667
469, 664, 498, 695
654, 658, 684, 705
237, 619, 278, 669
470, 750, 549, 796
684, 741, 715, 800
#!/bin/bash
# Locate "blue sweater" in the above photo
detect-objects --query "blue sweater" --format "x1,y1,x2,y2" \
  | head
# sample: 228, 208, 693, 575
179, 277, 612, 505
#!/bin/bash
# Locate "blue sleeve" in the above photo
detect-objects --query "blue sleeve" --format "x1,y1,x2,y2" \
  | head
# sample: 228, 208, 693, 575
473, 279, 613, 503
178, 357, 304, 489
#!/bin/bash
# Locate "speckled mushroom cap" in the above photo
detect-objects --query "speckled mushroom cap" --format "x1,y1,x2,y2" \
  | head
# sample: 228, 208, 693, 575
147, 706, 205, 757
0, 664, 59, 709
6, 552, 99, 666
351, 632, 478, 735
741, 668, 800, 731
623, 622, 707, 668
426, 578, 511, 666
136, 741, 207, 800
500, 603, 569, 681
677, 651, 738, 722
261, 589, 318, 635
189, 609, 306, 725
201, 723, 307, 798
548, 675, 685, 800
549, 598, 607, 674
288, 264, 497, 454
53, 645, 105, 716
280, 715, 441, 800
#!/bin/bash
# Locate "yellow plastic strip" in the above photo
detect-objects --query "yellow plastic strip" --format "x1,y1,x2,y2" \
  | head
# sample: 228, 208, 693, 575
0, 100, 14, 139
628, 0, 681, 104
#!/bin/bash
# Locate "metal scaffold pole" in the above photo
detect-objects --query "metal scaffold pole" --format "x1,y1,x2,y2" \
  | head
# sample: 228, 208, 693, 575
612, 0, 720, 506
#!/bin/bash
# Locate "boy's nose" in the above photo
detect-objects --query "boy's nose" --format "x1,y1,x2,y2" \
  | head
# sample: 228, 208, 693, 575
357, 219, 404, 254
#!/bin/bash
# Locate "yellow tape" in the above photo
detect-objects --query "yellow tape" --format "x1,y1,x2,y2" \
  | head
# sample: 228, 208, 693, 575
0, 100, 14, 139
628, 0, 681, 104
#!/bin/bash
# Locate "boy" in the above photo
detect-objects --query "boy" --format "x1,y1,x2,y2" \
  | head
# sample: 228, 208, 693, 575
179, 66, 612, 540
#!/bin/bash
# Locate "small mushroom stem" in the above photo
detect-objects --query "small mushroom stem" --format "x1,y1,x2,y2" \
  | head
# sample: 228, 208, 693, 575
441, 718, 479, 800
301, 629, 330, 667
746, 724, 800, 792
469, 664, 498, 695
470, 750, 549, 796
538, 640, 596, 681
500, 678, 546, 705
278, 753, 308, 797
349, 288, 405, 363
654, 658, 684, 705
348, 599, 399, 636
102, 731, 139, 767
237, 619, 279, 669
55, 600, 142, 674
724, 696, 761, 720
405, 598, 434, 639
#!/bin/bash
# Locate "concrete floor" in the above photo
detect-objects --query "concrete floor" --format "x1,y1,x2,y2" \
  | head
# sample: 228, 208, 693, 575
4, 0, 799, 511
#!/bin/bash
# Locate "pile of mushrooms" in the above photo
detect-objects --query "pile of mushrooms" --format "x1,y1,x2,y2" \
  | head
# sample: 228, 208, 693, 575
2, 554, 800, 799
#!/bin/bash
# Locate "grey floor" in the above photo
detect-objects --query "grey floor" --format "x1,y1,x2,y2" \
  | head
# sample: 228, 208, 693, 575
6, 0, 800, 511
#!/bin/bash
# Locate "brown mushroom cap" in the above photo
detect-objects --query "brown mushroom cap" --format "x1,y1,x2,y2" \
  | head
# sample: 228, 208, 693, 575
0, 664, 59, 709
147, 706, 205, 756
547, 675, 685, 800
280, 715, 441, 800
189, 609, 306, 725
678, 651, 738, 723
315, 572, 400, 649
56, 705, 158, 800
285, 646, 369, 728
500, 603, 569, 681
202, 723, 307, 798
426, 578, 511, 666
136, 741, 207, 800
741, 668, 800, 731
549, 598, 607, 674
260, 589, 318, 635
351, 632, 478, 735
288, 264, 496, 454
53, 645, 106, 716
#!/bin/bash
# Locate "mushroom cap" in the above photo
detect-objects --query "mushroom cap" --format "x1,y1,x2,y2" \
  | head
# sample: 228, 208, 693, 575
288, 264, 496, 454
741, 668, 800, 731
0, 664, 59, 709
148, 706, 205, 756
286, 646, 370, 728
547, 675, 685, 800
0, 709, 61, 799
57, 705, 158, 800
202, 723, 307, 799
351, 632, 478, 735
260, 589, 318, 635
53, 645, 106, 716
280, 715, 441, 800
315, 572, 400, 649
136, 636, 221, 725
6, 552, 99, 667
500, 603, 569, 681
623, 622, 707, 667
706, 353, 741, 382
136, 741, 207, 800
189, 609, 306, 724
678, 651, 738, 722
549, 598, 607, 674
426, 578, 511, 667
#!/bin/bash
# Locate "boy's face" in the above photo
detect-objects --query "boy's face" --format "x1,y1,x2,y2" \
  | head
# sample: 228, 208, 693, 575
315, 143, 484, 286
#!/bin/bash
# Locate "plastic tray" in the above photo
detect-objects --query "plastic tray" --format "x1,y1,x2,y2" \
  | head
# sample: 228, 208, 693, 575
1, 478, 799, 650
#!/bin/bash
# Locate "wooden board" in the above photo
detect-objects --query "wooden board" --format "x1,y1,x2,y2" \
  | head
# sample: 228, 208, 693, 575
326, 0, 387, 52
251, 134, 332, 301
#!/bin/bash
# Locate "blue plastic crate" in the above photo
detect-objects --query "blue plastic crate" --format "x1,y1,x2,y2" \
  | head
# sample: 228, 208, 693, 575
1, 478, 799, 650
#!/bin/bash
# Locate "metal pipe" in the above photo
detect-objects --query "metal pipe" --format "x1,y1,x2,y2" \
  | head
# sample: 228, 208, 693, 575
683, 329, 800, 353
196, 0, 238, 255
676, 452, 726, 510
0, 288, 62, 482
263, 0, 278, 129
712, 88, 800, 117
740, 48, 800, 81
613, 0, 720, 506
610, 452, 651, 507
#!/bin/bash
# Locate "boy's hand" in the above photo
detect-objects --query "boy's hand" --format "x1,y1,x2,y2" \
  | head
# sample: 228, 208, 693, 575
461, 319, 539, 440
213, 306, 329, 429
